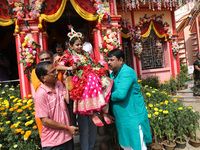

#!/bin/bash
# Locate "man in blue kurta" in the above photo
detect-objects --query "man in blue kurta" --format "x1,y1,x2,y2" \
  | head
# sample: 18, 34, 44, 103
107, 49, 152, 150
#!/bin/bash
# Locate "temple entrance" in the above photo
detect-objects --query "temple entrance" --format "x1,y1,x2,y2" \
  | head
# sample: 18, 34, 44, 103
0, 25, 19, 84
46, 1, 96, 53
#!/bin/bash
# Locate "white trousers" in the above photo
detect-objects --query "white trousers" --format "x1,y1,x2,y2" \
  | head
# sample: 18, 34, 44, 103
121, 125, 147, 150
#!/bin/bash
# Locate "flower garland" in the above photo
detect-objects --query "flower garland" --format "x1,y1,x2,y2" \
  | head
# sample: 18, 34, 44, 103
171, 41, 179, 58
122, 14, 169, 58
19, 35, 41, 74
7, 0, 25, 20
99, 27, 121, 60
57, 50, 107, 101
27, 0, 47, 19
90, 0, 108, 23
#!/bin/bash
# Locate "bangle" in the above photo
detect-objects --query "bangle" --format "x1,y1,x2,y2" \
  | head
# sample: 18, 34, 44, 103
64, 125, 68, 131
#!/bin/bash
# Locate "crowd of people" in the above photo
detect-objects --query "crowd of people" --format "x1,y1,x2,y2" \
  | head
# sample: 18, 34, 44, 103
32, 27, 152, 150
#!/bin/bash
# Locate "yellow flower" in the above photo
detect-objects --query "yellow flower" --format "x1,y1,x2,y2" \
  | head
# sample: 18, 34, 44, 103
27, 99, 33, 104
156, 104, 159, 106
24, 130, 32, 139
16, 109, 23, 113
161, 91, 164, 93
150, 87, 152, 89
33, 107, 35, 110
14, 129, 22, 134
155, 89, 158, 91
153, 112, 159, 116
188, 106, 193, 109
149, 104, 153, 108
148, 114, 151, 118
17, 103, 22, 106
25, 122, 30, 127
1, 107, 5, 111
21, 131, 25, 134
28, 94, 32, 98
33, 126, 37, 129
10, 96, 15, 99
9, 108, 14, 112
164, 79, 167, 82
26, 116, 30, 119
163, 110, 169, 114
154, 108, 159, 112
138, 80, 142, 83
103, 36, 107, 41
0, 128, 4, 132
23, 100, 27, 103
168, 95, 171, 97
104, 49, 108, 53
6, 105, 9, 108
13, 98, 18, 102
145, 85, 148, 87
178, 107, 183, 110
32, 112, 35, 115
13, 106, 18, 110
0, 122, 3, 125
165, 100, 169, 105
0, 144, 2, 148
159, 109, 163, 112
152, 91, 155, 93
146, 92, 151, 97
177, 96, 181, 98
160, 102, 163, 105
6, 121, 11, 124
173, 99, 177, 103
25, 114, 28, 116
13, 144, 18, 148
164, 93, 167, 95
17, 99, 22, 103
29, 107, 32, 110
1, 112, 7, 117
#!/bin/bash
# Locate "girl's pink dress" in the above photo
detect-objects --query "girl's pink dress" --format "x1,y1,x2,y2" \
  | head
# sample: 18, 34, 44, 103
73, 73, 113, 115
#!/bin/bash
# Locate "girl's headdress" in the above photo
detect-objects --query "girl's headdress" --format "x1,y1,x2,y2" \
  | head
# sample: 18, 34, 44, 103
67, 25, 82, 41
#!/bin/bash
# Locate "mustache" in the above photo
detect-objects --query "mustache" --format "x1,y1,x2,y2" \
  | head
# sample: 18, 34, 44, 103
108, 64, 112, 67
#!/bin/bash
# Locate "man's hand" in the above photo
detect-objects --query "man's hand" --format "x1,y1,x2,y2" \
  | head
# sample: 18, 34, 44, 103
67, 126, 79, 135
72, 63, 77, 70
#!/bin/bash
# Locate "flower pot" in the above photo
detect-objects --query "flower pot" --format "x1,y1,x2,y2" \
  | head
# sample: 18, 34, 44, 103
150, 143, 163, 150
163, 140, 176, 150
175, 138, 186, 149
189, 137, 200, 148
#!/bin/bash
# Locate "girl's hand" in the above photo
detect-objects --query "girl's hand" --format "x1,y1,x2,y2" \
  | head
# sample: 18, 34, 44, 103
72, 63, 77, 70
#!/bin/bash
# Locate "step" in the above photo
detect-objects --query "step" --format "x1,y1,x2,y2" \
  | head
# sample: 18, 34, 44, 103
173, 95, 200, 102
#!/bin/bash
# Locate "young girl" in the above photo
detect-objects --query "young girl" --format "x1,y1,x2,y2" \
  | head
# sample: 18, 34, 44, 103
55, 27, 113, 126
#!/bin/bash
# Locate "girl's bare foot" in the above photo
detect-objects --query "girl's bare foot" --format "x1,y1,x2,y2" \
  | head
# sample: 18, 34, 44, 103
91, 113, 104, 127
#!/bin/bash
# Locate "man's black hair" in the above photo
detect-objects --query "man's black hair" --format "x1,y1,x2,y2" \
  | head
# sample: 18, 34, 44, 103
107, 48, 125, 61
55, 43, 64, 50
38, 50, 53, 59
35, 61, 51, 83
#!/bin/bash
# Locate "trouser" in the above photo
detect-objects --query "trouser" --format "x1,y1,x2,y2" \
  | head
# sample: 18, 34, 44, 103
42, 139, 73, 150
78, 115, 97, 150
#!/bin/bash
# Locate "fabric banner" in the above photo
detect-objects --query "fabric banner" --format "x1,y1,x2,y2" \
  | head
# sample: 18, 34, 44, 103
0, 0, 14, 26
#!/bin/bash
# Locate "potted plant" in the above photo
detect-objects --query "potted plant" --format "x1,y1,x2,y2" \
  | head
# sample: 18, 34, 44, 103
175, 107, 187, 149
186, 107, 200, 147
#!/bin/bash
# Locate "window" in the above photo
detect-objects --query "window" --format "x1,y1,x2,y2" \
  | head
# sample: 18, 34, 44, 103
141, 30, 164, 70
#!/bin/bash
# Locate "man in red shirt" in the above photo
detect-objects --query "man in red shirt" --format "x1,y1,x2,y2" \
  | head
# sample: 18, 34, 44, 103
34, 61, 78, 149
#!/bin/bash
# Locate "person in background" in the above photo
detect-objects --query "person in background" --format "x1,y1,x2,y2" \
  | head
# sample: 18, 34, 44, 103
78, 29, 94, 56
31, 50, 53, 137
107, 49, 152, 150
193, 52, 200, 96
53, 43, 65, 64
34, 61, 79, 150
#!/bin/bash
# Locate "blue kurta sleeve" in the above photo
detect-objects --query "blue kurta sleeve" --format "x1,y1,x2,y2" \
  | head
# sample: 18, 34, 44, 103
111, 70, 134, 101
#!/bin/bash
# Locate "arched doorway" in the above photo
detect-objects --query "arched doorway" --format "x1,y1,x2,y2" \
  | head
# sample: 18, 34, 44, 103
0, 25, 18, 85
46, 1, 96, 53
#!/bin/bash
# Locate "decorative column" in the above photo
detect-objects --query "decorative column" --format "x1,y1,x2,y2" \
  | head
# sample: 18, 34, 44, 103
24, 0, 30, 18
42, 32, 48, 50
93, 29, 101, 61
109, 0, 115, 15
171, 10, 180, 74
32, 31, 40, 64
169, 42, 175, 77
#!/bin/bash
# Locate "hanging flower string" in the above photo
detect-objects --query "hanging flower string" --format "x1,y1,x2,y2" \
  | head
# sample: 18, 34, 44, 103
7, 0, 25, 20
27, 0, 47, 19
90, 0, 108, 24
99, 27, 121, 60
171, 41, 179, 58
19, 35, 41, 74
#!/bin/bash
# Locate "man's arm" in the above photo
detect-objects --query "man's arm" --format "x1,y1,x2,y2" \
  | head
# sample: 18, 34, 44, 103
41, 117, 78, 135
111, 70, 135, 101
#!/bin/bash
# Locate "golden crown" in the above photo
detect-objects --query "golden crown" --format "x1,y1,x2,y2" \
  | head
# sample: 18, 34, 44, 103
67, 25, 82, 40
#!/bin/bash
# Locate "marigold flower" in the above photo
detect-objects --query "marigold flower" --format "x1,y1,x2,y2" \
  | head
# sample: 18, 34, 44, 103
32, 112, 35, 115
164, 93, 167, 95
28, 94, 32, 98
33, 126, 37, 129
148, 114, 151, 118
1, 107, 5, 111
21, 131, 24, 134
13, 98, 18, 102
10, 125, 15, 128
6, 105, 9, 108
159, 109, 163, 112
165, 100, 169, 104
24, 130, 32, 140
9, 108, 14, 112
168, 95, 171, 97
0, 128, 4, 132
25, 114, 28, 116
29, 107, 32, 110
26, 116, 30, 119
14, 129, 22, 134
17, 103, 22, 106
178, 107, 183, 110
163, 110, 169, 114
6, 121, 11, 124
154, 108, 159, 112
146, 93, 151, 97
23, 100, 27, 103
145, 85, 148, 87
10, 96, 15, 99
1, 112, 7, 117
149, 104, 153, 108
150, 87, 152, 89
16, 109, 23, 113
161, 91, 164, 93
164, 79, 167, 82
152, 91, 155, 93
27, 99, 33, 104
153, 112, 159, 116
173, 99, 177, 103
177, 96, 181, 98
156, 104, 159, 106
13, 106, 18, 110
188, 106, 193, 109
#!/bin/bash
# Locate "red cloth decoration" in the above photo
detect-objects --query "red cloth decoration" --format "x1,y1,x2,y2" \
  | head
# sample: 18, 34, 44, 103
73, 0, 96, 14
0, 0, 11, 19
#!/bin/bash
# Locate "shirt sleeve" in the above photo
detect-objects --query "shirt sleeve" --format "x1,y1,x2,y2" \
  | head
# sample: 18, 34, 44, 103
34, 90, 49, 118
111, 70, 135, 101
